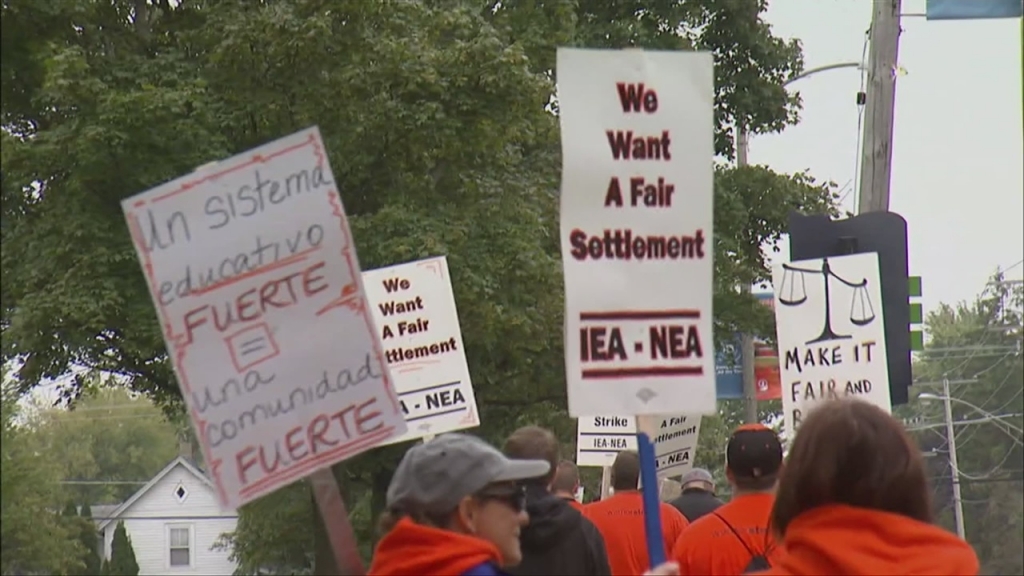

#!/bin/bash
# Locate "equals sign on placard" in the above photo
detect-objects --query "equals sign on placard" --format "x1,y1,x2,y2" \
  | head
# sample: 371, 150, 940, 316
240, 336, 267, 356
225, 323, 280, 372
578, 310, 704, 379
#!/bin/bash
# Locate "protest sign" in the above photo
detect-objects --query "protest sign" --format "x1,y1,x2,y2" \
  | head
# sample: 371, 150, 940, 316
576, 415, 637, 467
557, 47, 716, 417
121, 126, 407, 511
651, 415, 701, 479
363, 256, 479, 444
576, 414, 702, 477
773, 252, 891, 436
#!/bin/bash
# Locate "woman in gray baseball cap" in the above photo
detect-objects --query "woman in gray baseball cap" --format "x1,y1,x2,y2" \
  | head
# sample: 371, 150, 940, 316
368, 433, 551, 576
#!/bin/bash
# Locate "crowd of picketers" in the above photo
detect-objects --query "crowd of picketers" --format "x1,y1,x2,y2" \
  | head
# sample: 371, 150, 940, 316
366, 398, 981, 575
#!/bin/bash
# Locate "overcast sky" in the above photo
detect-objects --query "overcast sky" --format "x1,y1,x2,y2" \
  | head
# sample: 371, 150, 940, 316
754, 0, 1023, 314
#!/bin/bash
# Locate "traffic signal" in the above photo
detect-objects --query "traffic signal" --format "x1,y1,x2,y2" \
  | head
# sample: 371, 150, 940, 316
909, 276, 924, 351
787, 211, 913, 405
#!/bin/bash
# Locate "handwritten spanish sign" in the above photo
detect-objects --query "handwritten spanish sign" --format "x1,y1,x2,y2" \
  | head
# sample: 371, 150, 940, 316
362, 256, 479, 444
121, 127, 407, 509
576, 414, 702, 476
772, 252, 891, 436
557, 48, 716, 417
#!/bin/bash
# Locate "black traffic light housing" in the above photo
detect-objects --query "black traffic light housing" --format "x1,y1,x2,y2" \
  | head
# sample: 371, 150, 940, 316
787, 211, 912, 406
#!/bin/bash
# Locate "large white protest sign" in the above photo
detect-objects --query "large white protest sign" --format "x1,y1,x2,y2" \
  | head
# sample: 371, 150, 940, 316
558, 48, 716, 417
122, 127, 407, 509
773, 252, 891, 436
576, 414, 702, 477
651, 415, 702, 479
362, 256, 479, 444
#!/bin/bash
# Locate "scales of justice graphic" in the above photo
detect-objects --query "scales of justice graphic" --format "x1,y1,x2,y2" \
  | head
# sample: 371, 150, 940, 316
778, 257, 877, 345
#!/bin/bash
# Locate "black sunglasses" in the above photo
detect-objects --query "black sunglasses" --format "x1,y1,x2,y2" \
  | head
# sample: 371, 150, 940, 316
477, 485, 527, 513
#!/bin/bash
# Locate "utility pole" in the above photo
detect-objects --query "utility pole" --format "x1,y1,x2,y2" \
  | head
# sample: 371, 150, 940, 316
736, 128, 758, 424
857, 0, 903, 213
941, 377, 967, 539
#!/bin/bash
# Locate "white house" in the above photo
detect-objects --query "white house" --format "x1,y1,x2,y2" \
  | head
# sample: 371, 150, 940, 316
96, 456, 239, 575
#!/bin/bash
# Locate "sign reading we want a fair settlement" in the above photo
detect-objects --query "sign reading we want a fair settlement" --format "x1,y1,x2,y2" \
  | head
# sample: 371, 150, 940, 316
363, 256, 480, 444
121, 127, 407, 509
557, 48, 716, 417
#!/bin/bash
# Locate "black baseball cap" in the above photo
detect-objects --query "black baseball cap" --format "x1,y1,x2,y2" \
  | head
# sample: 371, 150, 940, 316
726, 424, 783, 479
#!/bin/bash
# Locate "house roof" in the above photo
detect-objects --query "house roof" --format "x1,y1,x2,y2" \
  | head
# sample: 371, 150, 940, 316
96, 456, 215, 532
90, 504, 120, 525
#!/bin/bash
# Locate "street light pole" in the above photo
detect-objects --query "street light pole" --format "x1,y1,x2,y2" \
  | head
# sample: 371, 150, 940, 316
735, 60, 862, 425
737, 128, 757, 424
941, 377, 967, 539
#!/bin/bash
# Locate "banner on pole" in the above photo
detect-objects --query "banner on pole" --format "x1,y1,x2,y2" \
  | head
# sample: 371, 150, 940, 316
926, 0, 1023, 20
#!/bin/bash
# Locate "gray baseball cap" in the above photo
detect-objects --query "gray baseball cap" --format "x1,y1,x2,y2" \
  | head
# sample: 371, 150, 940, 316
680, 468, 715, 487
387, 433, 551, 515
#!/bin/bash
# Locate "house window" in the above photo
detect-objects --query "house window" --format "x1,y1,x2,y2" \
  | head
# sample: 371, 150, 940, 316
173, 482, 188, 503
168, 526, 191, 567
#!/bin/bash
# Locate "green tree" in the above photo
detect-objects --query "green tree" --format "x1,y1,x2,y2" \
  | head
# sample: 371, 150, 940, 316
0, 379, 85, 575
1, 0, 835, 573
896, 274, 1023, 575
106, 521, 139, 576
27, 386, 180, 505
78, 504, 103, 575
486, 0, 805, 159
58, 501, 104, 576
62, 501, 79, 518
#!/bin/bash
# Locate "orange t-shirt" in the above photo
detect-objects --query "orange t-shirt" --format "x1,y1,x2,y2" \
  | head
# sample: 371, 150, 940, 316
583, 491, 689, 576
670, 492, 778, 575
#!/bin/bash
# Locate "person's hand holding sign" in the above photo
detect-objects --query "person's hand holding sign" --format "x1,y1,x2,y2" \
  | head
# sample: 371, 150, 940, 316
644, 561, 681, 576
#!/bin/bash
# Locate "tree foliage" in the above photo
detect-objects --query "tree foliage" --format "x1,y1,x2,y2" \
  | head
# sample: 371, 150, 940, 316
0, 380, 85, 575
105, 521, 140, 576
486, 0, 805, 158
78, 503, 103, 575
26, 385, 181, 505
895, 274, 1023, 575
59, 502, 103, 576
1, 0, 837, 573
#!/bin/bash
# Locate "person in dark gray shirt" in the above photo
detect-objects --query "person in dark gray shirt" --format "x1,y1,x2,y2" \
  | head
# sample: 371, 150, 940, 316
668, 468, 724, 523
503, 426, 611, 576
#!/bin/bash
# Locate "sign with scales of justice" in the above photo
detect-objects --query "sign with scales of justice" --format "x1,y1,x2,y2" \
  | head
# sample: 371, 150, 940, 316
771, 253, 891, 438
777, 257, 878, 344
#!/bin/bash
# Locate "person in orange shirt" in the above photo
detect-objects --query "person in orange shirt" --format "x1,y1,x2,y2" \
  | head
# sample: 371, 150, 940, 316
584, 450, 689, 575
368, 433, 550, 576
670, 423, 783, 575
552, 460, 586, 511
759, 399, 979, 575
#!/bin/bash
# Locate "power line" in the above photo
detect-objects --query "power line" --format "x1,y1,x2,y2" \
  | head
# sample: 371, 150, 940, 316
60, 480, 149, 485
